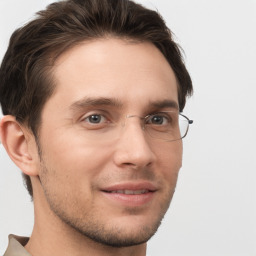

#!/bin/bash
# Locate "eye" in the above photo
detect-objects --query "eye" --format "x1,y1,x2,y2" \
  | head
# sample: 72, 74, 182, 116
80, 112, 109, 129
150, 115, 165, 125
85, 114, 105, 124
147, 113, 170, 125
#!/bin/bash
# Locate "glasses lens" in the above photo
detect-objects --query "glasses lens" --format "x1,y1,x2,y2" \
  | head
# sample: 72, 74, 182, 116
179, 115, 190, 139
145, 113, 189, 141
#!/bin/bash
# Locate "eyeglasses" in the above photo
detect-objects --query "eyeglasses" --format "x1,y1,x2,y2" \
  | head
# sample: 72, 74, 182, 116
81, 111, 193, 142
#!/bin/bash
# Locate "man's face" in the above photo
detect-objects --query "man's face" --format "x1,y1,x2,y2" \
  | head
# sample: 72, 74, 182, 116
36, 38, 182, 247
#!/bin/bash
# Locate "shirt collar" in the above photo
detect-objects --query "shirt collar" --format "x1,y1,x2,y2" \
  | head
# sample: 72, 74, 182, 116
4, 234, 31, 256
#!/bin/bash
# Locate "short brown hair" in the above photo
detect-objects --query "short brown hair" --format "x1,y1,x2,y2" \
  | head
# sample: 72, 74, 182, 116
0, 0, 193, 198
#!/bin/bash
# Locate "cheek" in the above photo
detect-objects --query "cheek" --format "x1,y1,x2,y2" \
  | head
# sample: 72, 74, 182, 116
40, 129, 113, 177
39, 140, 114, 204
156, 141, 183, 179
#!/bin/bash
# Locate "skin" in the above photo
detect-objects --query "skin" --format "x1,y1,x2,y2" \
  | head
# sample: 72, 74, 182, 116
0, 38, 182, 256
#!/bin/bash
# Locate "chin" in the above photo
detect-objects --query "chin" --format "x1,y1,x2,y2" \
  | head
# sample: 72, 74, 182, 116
60, 210, 164, 248
78, 220, 162, 248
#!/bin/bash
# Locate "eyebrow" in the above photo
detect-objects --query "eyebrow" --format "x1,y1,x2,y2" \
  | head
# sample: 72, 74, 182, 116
69, 97, 179, 112
69, 97, 124, 112
149, 99, 179, 111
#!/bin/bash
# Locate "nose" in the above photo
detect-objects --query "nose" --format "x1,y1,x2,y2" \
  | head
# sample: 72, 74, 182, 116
113, 117, 156, 169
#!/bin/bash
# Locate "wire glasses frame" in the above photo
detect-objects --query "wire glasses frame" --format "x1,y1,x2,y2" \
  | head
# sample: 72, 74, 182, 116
81, 110, 193, 143
124, 111, 193, 142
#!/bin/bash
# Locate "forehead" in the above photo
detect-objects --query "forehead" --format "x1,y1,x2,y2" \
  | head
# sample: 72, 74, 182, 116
48, 38, 178, 113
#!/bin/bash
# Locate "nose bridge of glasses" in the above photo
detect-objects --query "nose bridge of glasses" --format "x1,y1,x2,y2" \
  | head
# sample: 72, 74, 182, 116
121, 114, 145, 129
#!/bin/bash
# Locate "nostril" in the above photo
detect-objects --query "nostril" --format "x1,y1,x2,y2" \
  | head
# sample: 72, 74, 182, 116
124, 163, 139, 169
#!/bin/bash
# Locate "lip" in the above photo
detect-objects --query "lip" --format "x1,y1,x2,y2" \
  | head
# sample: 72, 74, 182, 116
101, 181, 157, 207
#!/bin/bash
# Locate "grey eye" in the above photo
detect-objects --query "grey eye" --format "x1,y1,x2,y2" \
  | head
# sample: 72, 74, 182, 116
86, 114, 104, 123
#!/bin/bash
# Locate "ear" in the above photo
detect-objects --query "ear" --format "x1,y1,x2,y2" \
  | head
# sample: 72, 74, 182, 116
0, 115, 40, 176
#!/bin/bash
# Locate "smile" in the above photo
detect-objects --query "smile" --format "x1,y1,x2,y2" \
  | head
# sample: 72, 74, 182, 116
101, 182, 157, 207
108, 189, 149, 195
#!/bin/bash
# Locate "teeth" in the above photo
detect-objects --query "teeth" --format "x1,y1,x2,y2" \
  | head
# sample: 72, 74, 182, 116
110, 190, 148, 195
133, 190, 147, 195
124, 190, 133, 195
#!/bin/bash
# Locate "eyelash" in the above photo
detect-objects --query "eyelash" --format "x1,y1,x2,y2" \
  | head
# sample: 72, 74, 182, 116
80, 111, 110, 129
79, 111, 174, 129
84, 114, 107, 123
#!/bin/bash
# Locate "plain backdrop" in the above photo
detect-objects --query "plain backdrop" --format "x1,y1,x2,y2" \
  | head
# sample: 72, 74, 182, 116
0, 1, 256, 255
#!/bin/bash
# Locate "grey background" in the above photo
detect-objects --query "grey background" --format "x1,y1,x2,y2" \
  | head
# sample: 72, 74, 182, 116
1, 0, 256, 255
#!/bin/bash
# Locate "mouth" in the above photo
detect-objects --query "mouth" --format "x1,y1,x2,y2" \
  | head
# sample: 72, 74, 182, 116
101, 182, 157, 207
106, 189, 150, 195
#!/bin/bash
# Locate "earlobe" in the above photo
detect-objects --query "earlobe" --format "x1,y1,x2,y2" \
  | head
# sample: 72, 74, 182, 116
0, 115, 39, 176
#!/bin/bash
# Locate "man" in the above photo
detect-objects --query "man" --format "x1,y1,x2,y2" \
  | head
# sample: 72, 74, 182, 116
0, 0, 193, 255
